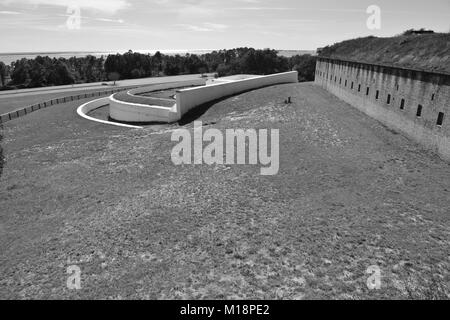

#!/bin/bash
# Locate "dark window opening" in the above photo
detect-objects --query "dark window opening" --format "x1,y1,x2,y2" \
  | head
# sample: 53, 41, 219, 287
339, 78, 342, 85
358, 84, 361, 92
400, 99, 405, 110
351, 82, 354, 89
366, 87, 370, 96
387, 94, 391, 105
345, 80, 347, 87
375, 90, 379, 100
416, 105, 423, 117
396, 84, 399, 91
431, 94, 435, 101
437, 112, 445, 126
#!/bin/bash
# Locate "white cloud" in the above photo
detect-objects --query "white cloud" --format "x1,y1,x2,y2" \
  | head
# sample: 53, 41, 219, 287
0, 10, 23, 14
0, 0, 130, 14
96, 17, 125, 23
175, 24, 211, 32
176, 22, 229, 32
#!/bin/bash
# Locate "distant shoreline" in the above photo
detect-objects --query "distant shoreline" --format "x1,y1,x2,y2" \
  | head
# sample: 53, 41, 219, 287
0, 49, 316, 65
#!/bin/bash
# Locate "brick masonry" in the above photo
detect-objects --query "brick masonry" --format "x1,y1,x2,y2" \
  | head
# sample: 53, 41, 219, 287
315, 57, 450, 161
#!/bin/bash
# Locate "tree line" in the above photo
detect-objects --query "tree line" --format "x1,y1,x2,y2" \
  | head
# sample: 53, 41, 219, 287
0, 48, 317, 91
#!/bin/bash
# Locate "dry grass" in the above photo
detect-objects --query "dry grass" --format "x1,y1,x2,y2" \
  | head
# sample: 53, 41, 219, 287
0, 83, 449, 299
321, 33, 450, 74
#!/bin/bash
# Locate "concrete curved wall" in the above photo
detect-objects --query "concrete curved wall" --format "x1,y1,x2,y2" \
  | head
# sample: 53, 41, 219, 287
109, 95, 178, 123
108, 71, 298, 124
77, 96, 142, 128
109, 79, 206, 123
176, 71, 298, 118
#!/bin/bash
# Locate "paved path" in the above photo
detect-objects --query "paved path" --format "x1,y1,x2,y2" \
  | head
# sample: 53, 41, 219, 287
0, 74, 207, 97
0, 74, 207, 114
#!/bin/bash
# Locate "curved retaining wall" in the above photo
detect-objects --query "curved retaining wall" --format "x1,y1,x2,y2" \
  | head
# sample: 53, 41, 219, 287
315, 57, 450, 161
176, 71, 298, 118
110, 95, 178, 123
77, 96, 142, 129
109, 79, 206, 123
108, 72, 298, 124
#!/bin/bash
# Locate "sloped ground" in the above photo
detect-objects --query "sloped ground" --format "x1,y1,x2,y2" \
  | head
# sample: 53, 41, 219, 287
0, 87, 121, 115
320, 34, 450, 74
0, 83, 449, 299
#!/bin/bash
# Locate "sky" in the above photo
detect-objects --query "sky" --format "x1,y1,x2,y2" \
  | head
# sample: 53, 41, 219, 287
0, 0, 449, 53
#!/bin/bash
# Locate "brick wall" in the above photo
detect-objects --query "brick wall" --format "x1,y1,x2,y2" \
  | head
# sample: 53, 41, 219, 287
315, 57, 450, 161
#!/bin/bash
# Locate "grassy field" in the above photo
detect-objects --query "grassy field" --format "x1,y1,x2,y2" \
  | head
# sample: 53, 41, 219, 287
320, 33, 450, 73
0, 83, 449, 299
0, 88, 119, 115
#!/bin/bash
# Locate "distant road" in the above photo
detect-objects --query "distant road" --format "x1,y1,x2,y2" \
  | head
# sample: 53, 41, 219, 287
0, 74, 209, 115
0, 74, 206, 98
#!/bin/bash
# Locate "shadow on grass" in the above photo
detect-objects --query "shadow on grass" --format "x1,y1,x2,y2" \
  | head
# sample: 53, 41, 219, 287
177, 84, 290, 126
105, 83, 294, 127
107, 116, 169, 127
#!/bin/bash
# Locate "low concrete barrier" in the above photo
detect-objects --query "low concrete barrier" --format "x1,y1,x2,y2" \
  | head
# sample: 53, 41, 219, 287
109, 96, 178, 123
109, 80, 206, 123
176, 71, 298, 118
70, 72, 298, 127
108, 72, 298, 124
77, 96, 142, 129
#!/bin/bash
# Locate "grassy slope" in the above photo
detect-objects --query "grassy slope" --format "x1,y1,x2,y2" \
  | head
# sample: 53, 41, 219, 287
320, 33, 450, 73
0, 88, 118, 115
0, 83, 449, 299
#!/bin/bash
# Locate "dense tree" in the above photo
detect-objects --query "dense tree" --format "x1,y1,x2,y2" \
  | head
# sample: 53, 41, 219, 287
2, 47, 317, 91
289, 54, 317, 82
108, 72, 121, 85
10, 59, 31, 85
47, 60, 75, 85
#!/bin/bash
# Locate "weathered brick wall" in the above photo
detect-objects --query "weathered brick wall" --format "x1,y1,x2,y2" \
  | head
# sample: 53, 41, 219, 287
315, 57, 450, 161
